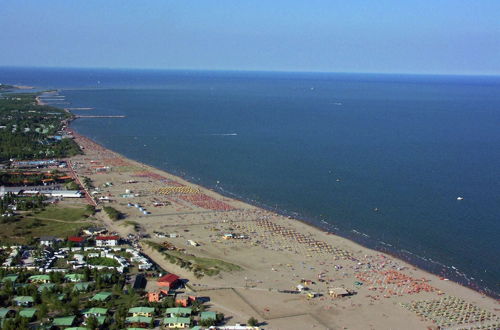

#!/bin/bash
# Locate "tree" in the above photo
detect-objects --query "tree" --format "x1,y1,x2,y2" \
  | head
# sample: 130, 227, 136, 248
248, 316, 259, 327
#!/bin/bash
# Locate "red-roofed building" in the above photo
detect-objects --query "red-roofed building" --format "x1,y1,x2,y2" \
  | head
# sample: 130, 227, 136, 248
68, 236, 85, 245
95, 235, 120, 246
157, 274, 180, 289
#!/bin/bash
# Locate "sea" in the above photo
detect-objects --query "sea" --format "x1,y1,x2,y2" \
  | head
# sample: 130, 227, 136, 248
1, 67, 499, 297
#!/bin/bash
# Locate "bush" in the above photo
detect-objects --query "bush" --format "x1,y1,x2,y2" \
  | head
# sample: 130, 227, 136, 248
103, 206, 122, 220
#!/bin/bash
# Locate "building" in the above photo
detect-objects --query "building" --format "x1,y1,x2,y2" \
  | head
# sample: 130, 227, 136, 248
128, 307, 155, 318
95, 235, 120, 246
39, 236, 58, 247
200, 311, 216, 322
13, 296, 34, 307
328, 287, 350, 298
91, 291, 112, 302
148, 290, 169, 303
166, 307, 192, 317
28, 274, 51, 284
163, 317, 190, 329
157, 273, 180, 289
68, 236, 85, 245
65, 273, 85, 283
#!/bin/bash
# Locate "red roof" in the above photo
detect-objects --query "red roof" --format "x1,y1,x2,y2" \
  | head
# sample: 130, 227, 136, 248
96, 235, 120, 241
68, 236, 85, 243
158, 273, 180, 285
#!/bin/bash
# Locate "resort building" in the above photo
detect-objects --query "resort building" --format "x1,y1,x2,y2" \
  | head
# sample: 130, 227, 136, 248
95, 235, 120, 246
162, 317, 191, 329
157, 273, 180, 289
128, 306, 155, 317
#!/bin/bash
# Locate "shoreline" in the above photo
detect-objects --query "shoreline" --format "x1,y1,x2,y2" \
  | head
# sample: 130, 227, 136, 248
66, 123, 498, 300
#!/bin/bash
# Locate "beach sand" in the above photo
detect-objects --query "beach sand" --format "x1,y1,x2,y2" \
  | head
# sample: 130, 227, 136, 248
67, 128, 499, 330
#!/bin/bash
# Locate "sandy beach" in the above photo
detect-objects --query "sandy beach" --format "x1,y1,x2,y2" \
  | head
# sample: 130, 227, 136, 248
65, 126, 499, 330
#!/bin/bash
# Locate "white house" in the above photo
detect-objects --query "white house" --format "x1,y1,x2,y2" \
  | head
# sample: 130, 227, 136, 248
95, 236, 120, 247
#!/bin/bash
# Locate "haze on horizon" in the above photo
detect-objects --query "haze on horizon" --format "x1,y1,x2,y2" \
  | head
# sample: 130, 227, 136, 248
1, 0, 499, 76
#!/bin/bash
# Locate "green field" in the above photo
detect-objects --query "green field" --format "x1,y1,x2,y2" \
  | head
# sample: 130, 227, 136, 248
32, 205, 93, 221
0, 216, 90, 244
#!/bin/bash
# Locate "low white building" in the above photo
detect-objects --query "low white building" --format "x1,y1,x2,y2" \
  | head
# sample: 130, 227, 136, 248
95, 236, 120, 247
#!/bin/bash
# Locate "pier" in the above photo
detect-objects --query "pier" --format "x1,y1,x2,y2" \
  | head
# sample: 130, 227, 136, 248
75, 115, 125, 118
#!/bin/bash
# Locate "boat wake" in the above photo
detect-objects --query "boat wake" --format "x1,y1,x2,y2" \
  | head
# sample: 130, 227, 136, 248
210, 133, 238, 136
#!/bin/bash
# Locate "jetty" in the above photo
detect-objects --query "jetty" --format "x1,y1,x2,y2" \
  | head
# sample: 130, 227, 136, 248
75, 115, 125, 118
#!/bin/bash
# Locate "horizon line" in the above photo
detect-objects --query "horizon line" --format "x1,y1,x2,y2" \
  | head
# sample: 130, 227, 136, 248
1, 64, 499, 78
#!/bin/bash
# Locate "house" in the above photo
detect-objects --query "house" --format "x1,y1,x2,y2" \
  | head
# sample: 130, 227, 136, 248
40, 236, 58, 247
91, 291, 112, 302
68, 236, 85, 245
28, 274, 51, 283
147, 290, 169, 302
19, 308, 37, 320
0, 308, 14, 320
166, 307, 192, 317
65, 273, 85, 282
128, 307, 155, 317
82, 307, 108, 318
52, 315, 76, 327
95, 235, 120, 246
157, 273, 180, 289
125, 316, 152, 328
162, 317, 190, 329
13, 296, 35, 307
174, 294, 195, 307
1, 274, 18, 283
200, 311, 217, 322
73, 281, 94, 292
38, 283, 56, 292
328, 287, 350, 298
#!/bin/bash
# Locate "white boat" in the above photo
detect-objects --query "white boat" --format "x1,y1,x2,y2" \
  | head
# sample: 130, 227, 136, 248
457, 197, 464, 201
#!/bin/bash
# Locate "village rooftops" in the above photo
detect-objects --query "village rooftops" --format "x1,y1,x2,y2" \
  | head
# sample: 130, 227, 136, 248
65, 273, 85, 282
166, 307, 192, 316
128, 306, 154, 316
1, 274, 18, 283
163, 316, 190, 326
68, 236, 85, 243
19, 308, 37, 318
29, 274, 51, 283
82, 307, 108, 316
52, 315, 76, 327
91, 291, 112, 301
125, 316, 152, 324
200, 311, 217, 320
95, 235, 120, 241
0, 308, 13, 319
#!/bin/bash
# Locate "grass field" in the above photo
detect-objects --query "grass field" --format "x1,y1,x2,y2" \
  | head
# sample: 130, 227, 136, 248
0, 216, 91, 244
32, 205, 93, 221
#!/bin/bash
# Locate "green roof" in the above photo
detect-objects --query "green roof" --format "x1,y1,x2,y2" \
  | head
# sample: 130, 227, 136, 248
29, 274, 51, 282
19, 308, 37, 318
13, 296, 34, 303
166, 307, 192, 315
1, 275, 18, 283
52, 315, 76, 326
190, 327, 202, 330
200, 311, 217, 320
91, 291, 112, 301
82, 307, 108, 315
163, 317, 190, 324
0, 308, 12, 318
128, 307, 154, 314
64, 273, 85, 282
38, 283, 56, 292
125, 316, 152, 323
73, 281, 93, 291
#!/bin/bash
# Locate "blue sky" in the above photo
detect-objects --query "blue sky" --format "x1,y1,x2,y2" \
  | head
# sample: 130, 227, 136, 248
1, 0, 499, 75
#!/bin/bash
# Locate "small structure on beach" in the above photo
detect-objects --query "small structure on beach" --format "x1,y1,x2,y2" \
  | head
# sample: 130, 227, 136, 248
328, 287, 350, 298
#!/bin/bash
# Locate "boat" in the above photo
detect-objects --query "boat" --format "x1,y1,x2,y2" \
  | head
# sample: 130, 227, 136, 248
457, 196, 464, 201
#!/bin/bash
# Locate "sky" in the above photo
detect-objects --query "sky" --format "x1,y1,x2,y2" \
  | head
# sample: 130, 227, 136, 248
0, 0, 499, 75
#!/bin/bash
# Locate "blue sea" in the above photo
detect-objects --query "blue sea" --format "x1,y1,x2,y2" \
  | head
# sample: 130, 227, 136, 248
1, 67, 499, 297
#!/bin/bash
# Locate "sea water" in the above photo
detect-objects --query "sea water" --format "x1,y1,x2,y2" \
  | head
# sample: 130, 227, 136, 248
1, 67, 499, 297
